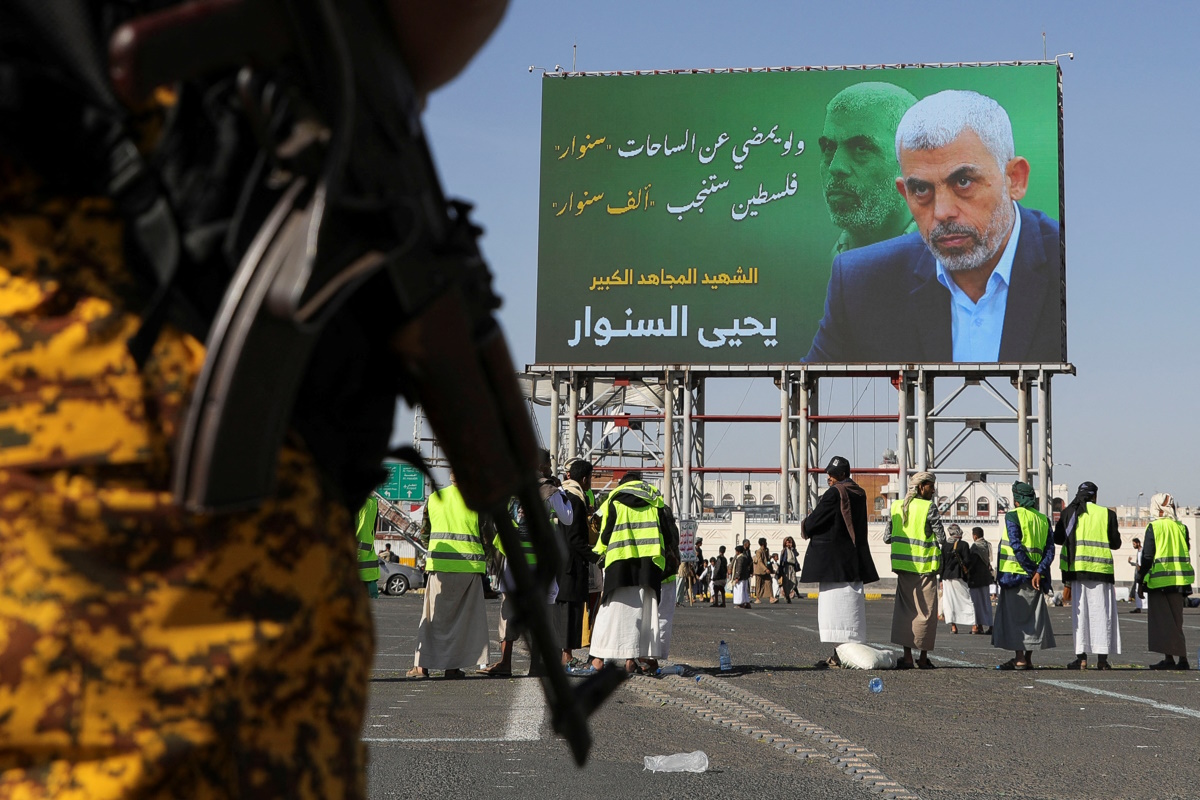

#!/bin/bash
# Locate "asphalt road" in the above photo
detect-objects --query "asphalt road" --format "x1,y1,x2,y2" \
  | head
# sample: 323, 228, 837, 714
365, 590, 1200, 800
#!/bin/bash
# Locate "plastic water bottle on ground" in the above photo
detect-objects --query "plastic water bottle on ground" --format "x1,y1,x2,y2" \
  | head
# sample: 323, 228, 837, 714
644, 751, 709, 773
718, 640, 732, 671
658, 664, 685, 676
868, 677, 884, 694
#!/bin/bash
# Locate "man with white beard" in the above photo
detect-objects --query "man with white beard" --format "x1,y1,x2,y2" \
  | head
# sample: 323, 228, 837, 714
805, 89, 1063, 363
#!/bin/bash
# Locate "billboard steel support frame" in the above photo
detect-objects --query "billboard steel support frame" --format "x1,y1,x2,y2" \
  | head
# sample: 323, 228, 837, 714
529, 363, 1073, 521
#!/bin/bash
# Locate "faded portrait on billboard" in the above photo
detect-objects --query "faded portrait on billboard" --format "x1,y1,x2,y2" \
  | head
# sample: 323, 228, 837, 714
804, 89, 1063, 363
534, 64, 1065, 365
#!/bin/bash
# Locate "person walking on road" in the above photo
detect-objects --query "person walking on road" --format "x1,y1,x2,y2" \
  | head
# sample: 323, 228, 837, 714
1054, 482, 1122, 670
1128, 538, 1146, 613
753, 538, 774, 603
712, 548, 729, 607
940, 524, 976, 634
1142, 493, 1193, 670
731, 545, 752, 608
800, 457, 880, 668
884, 472, 945, 669
778, 536, 802, 603
993, 482, 1056, 670
410, 476, 491, 680
967, 527, 995, 635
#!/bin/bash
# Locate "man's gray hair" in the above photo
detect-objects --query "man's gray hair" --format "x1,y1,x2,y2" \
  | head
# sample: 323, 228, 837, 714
895, 90, 1014, 170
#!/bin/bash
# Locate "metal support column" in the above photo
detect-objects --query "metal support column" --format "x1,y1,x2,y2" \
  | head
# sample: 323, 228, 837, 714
566, 374, 578, 462
1037, 369, 1050, 515
682, 372, 693, 520
789, 373, 804, 521
663, 370, 674, 507
1016, 372, 1030, 484
779, 368, 789, 523
549, 371, 560, 474
915, 370, 929, 473
896, 372, 909, 499
803, 376, 818, 514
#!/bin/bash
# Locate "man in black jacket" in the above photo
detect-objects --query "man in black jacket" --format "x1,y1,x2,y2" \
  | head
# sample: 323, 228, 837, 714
557, 460, 599, 666
800, 456, 880, 667
712, 546, 729, 607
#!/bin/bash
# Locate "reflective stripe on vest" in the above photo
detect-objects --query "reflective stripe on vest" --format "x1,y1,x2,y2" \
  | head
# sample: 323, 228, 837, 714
1069, 502, 1114, 576
890, 498, 938, 574
357, 497, 380, 582
426, 485, 486, 574
1145, 518, 1195, 590
998, 507, 1050, 576
493, 526, 538, 568
594, 482, 664, 570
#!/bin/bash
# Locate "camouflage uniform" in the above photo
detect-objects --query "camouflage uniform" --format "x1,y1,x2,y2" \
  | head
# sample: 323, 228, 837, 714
0, 159, 373, 797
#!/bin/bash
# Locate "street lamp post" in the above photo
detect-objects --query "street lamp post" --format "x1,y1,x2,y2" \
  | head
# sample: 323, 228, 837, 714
1136, 491, 1145, 524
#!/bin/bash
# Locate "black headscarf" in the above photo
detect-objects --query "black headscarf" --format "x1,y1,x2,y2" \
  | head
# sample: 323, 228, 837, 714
1061, 481, 1097, 532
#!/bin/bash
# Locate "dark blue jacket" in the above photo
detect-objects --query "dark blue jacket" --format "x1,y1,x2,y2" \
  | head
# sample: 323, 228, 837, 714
804, 205, 1064, 363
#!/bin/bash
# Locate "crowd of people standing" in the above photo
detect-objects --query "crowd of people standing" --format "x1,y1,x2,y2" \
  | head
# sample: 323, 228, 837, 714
393, 453, 1192, 678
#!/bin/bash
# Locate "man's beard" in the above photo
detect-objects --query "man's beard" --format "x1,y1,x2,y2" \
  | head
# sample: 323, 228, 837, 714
824, 179, 906, 235
925, 200, 1014, 272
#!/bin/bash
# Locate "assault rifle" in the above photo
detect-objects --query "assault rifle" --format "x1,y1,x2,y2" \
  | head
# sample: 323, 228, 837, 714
105, 0, 622, 764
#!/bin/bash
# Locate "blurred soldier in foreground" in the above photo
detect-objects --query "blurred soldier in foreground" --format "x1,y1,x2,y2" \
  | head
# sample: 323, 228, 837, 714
0, 0, 540, 796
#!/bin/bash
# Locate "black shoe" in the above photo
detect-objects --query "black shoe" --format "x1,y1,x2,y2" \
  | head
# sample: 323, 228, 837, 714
1149, 659, 1176, 670
1130, 608, 1142, 614
1176, 658, 1191, 671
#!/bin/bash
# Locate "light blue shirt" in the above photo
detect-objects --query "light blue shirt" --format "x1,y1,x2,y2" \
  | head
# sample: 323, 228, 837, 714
935, 202, 1021, 362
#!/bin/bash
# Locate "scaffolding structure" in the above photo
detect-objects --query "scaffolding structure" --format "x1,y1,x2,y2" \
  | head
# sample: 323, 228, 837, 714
526, 363, 1074, 521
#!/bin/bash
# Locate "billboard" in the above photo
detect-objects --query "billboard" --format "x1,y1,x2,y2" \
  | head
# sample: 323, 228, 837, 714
534, 64, 1065, 365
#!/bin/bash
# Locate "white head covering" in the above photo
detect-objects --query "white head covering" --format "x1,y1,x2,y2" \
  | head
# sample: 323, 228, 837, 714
1151, 492, 1178, 520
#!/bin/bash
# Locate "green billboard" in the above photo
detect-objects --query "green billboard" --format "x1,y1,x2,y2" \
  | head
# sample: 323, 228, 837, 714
535, 64, 1065, 365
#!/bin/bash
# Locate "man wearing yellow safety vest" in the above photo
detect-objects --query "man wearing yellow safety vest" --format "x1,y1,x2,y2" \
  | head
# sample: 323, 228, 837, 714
1142, 492, 1193, 670
574, 471, 677, 676
408, 475, 492, 680
883, 471, 946, 669
357, 496, 381, 599
993, 481, 1057, 670
1053, 481, 1122, 670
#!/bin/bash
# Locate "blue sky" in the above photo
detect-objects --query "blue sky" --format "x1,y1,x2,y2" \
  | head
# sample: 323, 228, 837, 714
415, 0, 1200, 503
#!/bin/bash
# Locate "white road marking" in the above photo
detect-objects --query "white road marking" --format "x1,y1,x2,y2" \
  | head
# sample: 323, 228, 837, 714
1121, 616, 1200, 631
871, 643, 982, 668
1038, 679, 1200, 719
504, 676, 544, 742
791, 625, 819, 634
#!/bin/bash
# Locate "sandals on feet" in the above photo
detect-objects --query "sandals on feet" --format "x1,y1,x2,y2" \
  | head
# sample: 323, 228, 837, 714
405, 667, 428, 680
476, 663, 513, 678
894, 659, 914, 670
996, 659, 1032, 671
1066, 658, 1087, 670
916, 659, 937, 670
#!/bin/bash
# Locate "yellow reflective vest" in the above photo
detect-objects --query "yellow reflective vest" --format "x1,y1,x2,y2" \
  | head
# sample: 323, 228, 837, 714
425, 485, 486, 574
998, 507, 1050, 577
889, 498, 939, 574
356, 496, 380, 582
594, 481, 665, 571
1144, 518, 1195, 590
1065, 503, 1114, 578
